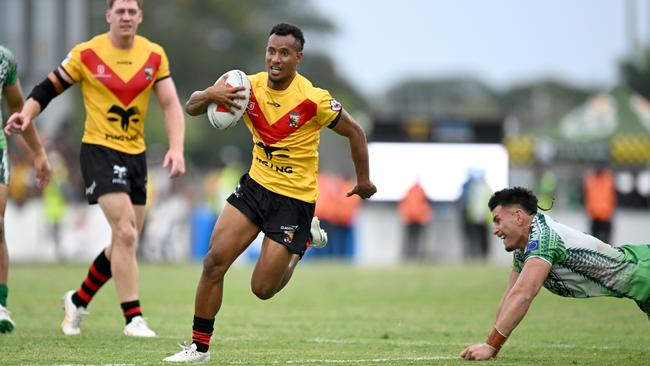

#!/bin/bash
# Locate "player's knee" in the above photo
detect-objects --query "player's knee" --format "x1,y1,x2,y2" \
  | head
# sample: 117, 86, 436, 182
201, 250, 227, 279
251, 280, 276, 300
114, 220, 138, 249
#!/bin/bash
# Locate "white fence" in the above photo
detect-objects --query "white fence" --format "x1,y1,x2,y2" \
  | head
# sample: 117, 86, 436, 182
6, 200, 650, 265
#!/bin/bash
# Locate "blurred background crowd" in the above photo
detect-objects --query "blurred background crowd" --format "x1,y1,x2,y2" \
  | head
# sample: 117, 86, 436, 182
1, 0, 650, 265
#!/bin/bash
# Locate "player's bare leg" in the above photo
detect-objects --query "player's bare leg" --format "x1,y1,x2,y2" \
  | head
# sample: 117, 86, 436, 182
61, 194, 141, 336
100, 193, 139, 301
99, 194, 154, 336
164, 204, 261, 362
194, 203, 261, 319
250, 215, 326, 297
251, 241, 298, 299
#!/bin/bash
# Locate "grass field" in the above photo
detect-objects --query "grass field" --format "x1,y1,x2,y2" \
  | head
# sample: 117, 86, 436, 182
1, 262, 649, 365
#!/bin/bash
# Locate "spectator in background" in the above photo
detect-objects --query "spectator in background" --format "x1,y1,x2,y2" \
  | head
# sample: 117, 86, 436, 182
43, 151, 68, 261
314, 172, 338, 258
314, 173, 361, 259
459, 173, 473, 255
583, 161, 616, 243
332, 176, 362, 258
533, 164, 557, 213
398, 180, 433, 260
465, 171, 493, 259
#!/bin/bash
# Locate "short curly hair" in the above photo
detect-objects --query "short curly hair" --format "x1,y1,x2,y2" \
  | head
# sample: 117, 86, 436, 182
270, 23, 305, 51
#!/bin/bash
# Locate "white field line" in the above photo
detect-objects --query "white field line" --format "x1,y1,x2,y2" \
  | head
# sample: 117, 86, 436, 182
307, 337, 467, 347
280, 356, 458, 364
162, 335, 613, 351
161, 335, 467, 347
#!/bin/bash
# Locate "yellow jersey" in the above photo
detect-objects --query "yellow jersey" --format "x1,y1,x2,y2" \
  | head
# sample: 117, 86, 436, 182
243, 72, 342, 203
61, 34, 170, 154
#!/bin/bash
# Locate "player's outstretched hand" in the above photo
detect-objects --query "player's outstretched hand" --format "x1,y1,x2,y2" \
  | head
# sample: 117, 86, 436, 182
163, 149, 186, 178
33, 151, 52, 190
346, 181, 377, 199
4, 112, 32, 136
207, 75, 247, 113
459, 343, 497, 361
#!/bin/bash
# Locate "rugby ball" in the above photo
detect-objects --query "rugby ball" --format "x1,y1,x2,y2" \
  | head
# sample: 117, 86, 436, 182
206, 69, 251, 130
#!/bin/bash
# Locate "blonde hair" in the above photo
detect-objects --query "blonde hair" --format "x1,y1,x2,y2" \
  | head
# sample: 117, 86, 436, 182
106, 0, 142, 9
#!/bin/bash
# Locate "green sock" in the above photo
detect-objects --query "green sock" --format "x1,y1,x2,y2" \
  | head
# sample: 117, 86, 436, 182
0, 284, 7, 307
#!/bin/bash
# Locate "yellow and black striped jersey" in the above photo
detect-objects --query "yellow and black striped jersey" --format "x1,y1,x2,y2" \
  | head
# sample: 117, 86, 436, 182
243, 72, 342, 203
61, 34, 170, 154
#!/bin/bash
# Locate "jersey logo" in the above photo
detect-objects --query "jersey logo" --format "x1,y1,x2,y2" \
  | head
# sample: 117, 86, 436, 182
330, 99, 342, 111
289, 112, 301, 127
96, 64, 107, 77
107, 105, 141, 131
247, 90, 317, 145
525, 240, 539, 253
85, 180, 97, 196
281, 225, 298, 244
112, 164, 128, 185
144, 66, 154, 80
80, 49, 161, 106
255, 142, 289, 160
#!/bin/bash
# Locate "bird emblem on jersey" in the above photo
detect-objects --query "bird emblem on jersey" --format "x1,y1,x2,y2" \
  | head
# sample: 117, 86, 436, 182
107, 105, 141, 131
255, 142, 290, 160
288, 111, 301, 127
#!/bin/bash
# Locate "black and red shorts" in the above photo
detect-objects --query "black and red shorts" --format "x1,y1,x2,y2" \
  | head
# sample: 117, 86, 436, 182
227, 173, 315, 257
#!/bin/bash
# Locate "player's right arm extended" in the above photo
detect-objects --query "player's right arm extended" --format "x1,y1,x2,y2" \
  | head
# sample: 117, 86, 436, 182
495, 269, 519, 321
461, 259, 549, 361
491, 258, 550, 348
5, 67, 73, 134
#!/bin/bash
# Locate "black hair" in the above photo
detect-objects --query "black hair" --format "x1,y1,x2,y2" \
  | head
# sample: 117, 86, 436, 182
488, 187, 538, 215
270, 23, 305, 51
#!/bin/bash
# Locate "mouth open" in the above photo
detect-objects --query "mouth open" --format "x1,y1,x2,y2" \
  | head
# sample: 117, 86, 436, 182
269, 66, 281, 77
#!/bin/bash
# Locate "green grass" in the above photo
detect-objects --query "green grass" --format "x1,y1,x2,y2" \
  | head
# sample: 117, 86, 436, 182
1, 262, 649, 365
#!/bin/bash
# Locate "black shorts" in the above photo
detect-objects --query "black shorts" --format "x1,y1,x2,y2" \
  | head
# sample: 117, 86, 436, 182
227, 173, 315, 257
79, 143, 147, 205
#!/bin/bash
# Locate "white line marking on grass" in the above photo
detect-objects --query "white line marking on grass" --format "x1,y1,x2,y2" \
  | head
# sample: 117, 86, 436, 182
548, 343, 611, 350
279, 356, 457, 364
307, 337, 466, 347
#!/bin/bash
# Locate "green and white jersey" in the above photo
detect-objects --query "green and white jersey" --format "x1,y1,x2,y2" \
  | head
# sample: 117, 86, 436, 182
0, 45, 16, 150
513, 213, 650, 304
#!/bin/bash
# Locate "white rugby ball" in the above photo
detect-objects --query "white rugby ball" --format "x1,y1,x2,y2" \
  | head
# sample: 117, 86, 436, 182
206, 69, 251, 130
